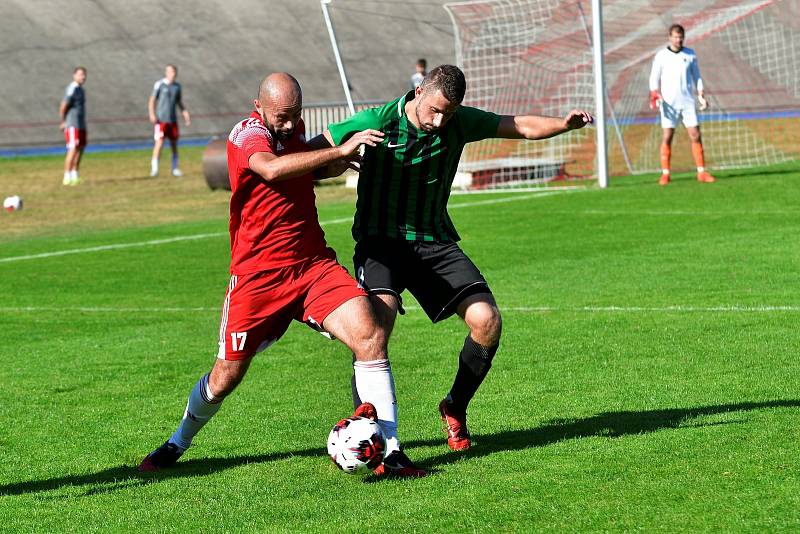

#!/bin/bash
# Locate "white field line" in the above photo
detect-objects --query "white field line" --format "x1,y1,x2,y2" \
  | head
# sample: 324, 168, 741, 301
0, 190, 568, 264
450, 185, 585, 195
413, 305, 800, 313
0, 233, 227, 264
552, 209, 800, 216
447, 190, 566, 207
1, 305, 798, 314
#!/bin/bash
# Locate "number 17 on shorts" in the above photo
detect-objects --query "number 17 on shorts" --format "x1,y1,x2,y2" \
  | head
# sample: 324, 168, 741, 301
230, 332, 247, 352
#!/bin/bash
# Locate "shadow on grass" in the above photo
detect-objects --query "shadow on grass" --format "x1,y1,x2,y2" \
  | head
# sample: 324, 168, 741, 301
0, 448, 325, 497
407, 399, 800, 469
1, 399, 796, 495
707, 166, 799, 180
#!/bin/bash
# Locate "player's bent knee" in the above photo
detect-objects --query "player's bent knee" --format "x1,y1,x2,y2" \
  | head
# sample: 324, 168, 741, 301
351, 328, 388, 362
467, 305, 502, 346
368, 293, 399, 333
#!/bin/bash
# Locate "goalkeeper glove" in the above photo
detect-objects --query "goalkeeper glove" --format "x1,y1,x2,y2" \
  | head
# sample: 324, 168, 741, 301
649, 90, 662, 110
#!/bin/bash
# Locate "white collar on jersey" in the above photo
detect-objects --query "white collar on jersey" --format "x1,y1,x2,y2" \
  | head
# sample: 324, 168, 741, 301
397, 90, 415, 117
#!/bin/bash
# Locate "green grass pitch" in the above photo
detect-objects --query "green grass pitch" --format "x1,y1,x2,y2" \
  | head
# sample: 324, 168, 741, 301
1, 155, 799, 531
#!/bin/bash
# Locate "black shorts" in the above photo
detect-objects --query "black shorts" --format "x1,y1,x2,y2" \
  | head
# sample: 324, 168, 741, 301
353, 237, 492, 322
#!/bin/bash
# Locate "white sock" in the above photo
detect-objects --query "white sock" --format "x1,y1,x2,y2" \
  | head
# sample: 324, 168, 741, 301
70, 170, 78, 180
697, 166, 705, 173
351, 367, 362, 409
171, 153, 179, 170
353, 359, 399, 454
661, 169, 670, 175
169, 373, 223, 450
63, 171, 70, 182
151, 158, 158, 173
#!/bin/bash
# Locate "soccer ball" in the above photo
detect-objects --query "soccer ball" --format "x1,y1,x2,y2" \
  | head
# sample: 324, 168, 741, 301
3, 195, 22, 213
327, 416, 385, 474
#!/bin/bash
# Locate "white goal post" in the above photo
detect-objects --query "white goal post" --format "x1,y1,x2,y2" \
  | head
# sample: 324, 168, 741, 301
444, 0, 800, 189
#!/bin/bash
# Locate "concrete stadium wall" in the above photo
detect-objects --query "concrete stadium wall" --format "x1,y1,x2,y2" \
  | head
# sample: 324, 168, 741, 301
0, 0, 455, 147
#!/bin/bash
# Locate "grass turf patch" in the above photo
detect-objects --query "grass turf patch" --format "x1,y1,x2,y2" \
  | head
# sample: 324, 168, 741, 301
1, 155, 799, 530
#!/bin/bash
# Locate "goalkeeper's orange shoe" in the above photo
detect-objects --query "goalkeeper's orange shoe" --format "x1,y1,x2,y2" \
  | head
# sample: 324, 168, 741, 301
697, 171, 716, 183
658, 173, 671, 186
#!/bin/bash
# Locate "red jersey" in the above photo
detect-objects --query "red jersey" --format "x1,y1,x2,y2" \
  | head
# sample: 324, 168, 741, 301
226, 112, 329, 274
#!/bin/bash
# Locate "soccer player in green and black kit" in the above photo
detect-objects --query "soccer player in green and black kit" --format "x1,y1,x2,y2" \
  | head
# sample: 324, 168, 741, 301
315, 65, 593, 451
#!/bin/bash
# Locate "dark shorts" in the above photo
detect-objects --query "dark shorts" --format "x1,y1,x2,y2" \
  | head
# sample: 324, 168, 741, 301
353, 237, 491, 323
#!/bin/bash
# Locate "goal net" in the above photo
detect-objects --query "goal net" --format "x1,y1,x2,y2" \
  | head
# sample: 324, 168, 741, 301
444, 0, 800, 188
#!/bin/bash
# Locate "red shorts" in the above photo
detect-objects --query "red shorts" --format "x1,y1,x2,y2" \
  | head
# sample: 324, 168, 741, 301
64, 127, 87, 149
154, 122, 179, 141
217, 255, 367, 360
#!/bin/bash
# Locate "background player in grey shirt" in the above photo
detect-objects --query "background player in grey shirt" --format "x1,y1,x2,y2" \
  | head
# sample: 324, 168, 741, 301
59, 66, 87, 186
148, 64, 191, 176
409, 58, 426, 91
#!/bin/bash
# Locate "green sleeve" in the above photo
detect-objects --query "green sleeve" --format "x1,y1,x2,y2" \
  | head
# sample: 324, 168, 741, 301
327, 108, 383, 146
457, 105, 502, 143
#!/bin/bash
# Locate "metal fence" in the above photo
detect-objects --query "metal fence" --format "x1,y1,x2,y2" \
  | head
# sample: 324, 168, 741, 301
302, 101, 382, 140
0, 100, 384, 149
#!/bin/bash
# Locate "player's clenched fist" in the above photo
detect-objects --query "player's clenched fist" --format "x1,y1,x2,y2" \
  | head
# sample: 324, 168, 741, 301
339, 129, 385, 157
564, 110, 594, 130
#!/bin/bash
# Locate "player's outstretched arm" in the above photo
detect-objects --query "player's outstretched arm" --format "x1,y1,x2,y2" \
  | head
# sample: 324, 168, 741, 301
249, 129, 383, 183
495, 110, 593, 140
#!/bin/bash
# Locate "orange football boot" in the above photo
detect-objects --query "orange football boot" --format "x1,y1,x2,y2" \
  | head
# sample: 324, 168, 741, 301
697, 171, 716, 183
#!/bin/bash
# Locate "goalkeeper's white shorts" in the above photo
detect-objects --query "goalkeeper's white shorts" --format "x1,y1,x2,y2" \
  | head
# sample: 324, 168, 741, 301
660, 102, 699, 129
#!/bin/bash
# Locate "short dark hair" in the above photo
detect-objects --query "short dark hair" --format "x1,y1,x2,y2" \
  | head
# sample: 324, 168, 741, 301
420, 64, 466, 104
416, 58, 427, 68
669, 24, 685, 36
74, 66, 86, 74
166, 64, 178, 72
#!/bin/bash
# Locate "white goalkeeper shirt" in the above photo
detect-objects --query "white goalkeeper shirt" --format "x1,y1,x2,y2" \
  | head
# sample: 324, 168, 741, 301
649, 46, 704, 108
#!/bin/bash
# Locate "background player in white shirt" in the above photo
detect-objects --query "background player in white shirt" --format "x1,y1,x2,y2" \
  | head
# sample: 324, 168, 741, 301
649, 24, 715, 185
148, 64, 191, 177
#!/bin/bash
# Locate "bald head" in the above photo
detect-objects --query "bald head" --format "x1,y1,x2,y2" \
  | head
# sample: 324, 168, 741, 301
258, 72, 302, 107
254, 72, 303, 141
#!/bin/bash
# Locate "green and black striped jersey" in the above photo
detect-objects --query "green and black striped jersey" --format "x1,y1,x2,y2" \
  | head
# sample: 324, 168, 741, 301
328, 91, 501, 242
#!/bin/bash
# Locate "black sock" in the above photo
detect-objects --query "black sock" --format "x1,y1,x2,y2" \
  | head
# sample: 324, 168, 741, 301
447, 335, 498, 414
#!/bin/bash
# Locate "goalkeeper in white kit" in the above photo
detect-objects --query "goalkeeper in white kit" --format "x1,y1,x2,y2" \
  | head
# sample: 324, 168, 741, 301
649, 24, 715, 185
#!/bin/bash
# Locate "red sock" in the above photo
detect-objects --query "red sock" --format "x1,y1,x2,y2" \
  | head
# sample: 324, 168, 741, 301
660, 144, 671, 173
692, 141, 705, 171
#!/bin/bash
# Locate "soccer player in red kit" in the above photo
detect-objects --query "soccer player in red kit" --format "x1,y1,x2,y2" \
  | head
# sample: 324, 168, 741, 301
139, 73, 426, 477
